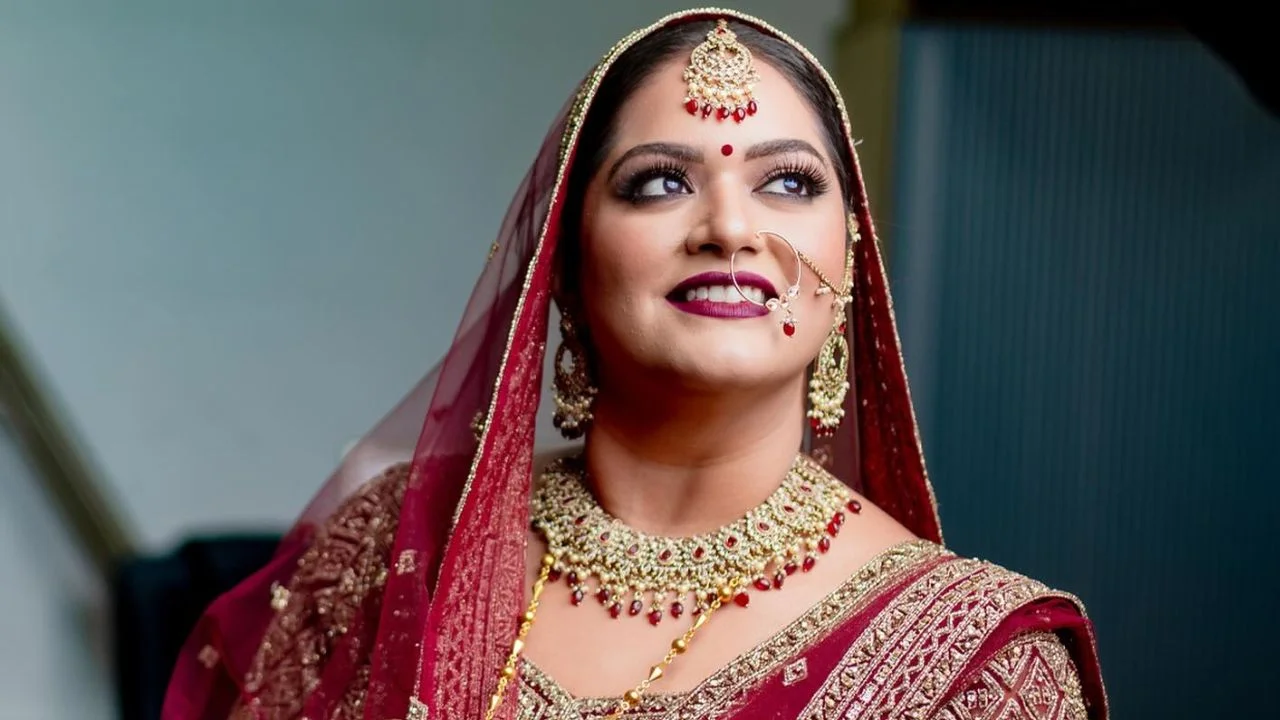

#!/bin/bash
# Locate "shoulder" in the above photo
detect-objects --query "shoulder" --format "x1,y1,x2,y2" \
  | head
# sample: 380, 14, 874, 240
847, 552, 1104, 719
920, 555, 1104, 719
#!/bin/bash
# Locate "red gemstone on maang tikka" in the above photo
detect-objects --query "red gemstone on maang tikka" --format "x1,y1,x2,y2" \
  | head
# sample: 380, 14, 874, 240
702, 103, 714, 118
747, 100, 758, 115
716, 106, 730, 121
802, 556, 816, 572
753, 577, 770, 592
685, 98, 700, 115
733, 107, 747, 123
734, 592, 751, 608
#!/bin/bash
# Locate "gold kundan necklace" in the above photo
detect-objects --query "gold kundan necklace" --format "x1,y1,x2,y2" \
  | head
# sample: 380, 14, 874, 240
484, 452, 860, 719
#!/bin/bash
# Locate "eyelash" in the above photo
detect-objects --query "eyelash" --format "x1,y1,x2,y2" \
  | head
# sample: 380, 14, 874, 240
618, 161, 692, 204
760, 157, 831, 198
616, 157, 833, 204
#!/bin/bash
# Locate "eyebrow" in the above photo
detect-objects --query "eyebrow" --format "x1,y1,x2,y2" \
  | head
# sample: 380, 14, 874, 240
607, 142, 703, 182
607, 138, 828, 181
743, 138, 826, 164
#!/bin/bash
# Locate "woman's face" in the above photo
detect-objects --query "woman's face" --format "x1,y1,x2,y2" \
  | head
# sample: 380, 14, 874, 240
576, 55, 849, 396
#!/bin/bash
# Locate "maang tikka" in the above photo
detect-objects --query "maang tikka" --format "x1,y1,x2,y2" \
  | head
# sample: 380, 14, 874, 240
683, 20, 760, 122
798, 214, 859, 437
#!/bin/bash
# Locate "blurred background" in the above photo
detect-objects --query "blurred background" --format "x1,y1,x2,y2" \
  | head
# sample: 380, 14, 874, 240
1, 0, 1275, 717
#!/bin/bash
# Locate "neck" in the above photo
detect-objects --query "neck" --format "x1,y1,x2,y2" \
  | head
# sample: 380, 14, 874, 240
582, 374, 806, 537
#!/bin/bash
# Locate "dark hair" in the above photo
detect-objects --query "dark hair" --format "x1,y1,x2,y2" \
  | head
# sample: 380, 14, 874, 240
558, 20, 855, 299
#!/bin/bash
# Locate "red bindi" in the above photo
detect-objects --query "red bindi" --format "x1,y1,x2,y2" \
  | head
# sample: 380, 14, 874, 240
721, 144, 733, 156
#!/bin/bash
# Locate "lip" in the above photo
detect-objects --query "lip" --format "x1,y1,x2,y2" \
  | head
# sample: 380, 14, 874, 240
666, 271, 776, 320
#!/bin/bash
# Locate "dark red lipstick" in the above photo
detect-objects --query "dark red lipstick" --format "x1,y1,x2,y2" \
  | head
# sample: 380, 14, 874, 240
666, 271, 777, 319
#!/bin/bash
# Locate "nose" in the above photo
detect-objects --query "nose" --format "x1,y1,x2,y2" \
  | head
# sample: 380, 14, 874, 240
683, 180, 760, 258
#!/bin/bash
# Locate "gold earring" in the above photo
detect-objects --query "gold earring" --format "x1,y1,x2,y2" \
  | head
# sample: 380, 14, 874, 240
552, 312, 596, 439
802, 215, 858, 436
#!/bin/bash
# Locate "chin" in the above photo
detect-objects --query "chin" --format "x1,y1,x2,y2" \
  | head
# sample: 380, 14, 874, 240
648, 345, 796, 394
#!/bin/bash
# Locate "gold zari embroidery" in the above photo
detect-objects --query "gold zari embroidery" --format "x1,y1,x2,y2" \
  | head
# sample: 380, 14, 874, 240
240, 463, 409, 720
936, 632, 1088, 720
797, 559, 1086, 720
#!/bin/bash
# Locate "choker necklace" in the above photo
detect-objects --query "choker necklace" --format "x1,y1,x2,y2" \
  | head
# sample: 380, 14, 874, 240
533, 453, 858, 624
484, 453, 860, 720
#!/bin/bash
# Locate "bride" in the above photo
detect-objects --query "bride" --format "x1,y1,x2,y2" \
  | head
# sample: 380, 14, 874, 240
163, 9, 1107, 719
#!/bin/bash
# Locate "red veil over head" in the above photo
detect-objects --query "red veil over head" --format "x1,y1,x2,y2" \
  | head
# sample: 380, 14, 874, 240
163, 8, 943, 720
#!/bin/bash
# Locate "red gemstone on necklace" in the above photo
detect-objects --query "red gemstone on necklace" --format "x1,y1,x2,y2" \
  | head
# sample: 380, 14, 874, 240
726, 536, 738, 549
574, 515, 587, 525
773, 571, 786, 589
747, 100, 758, 115
818, 537, 831, 554
847, 499, 862, 514
647, 609, 663, 626
599, 531, 610, 543
757, 521, 771, 532
685, 99, 700, 115
597, 589, 611, 605
834, 511, 846, 526
783, 504, 796, 514
629, 599, 643, 616
566, 571, 579, 586
803, 556, 816, 572
548, 568, 562, 583
733, 592, 751, 608
753, 577, 771, 592
627, 543, 640, 556
827, 521, 840, 536
570, 589, 584, 605
693, 546, 706, 560
659, 548, 673, 562
838, 322, 847, 334
783, 321, 796, 337
609, 603, 622, 619
671, 601, 684, 619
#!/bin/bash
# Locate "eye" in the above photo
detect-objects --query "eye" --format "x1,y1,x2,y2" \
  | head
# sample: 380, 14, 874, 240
635, 173, 692, 198
760, 173, 814, 196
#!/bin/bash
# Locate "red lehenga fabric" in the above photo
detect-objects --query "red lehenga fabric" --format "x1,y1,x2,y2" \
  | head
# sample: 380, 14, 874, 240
161, 8, 1106, 720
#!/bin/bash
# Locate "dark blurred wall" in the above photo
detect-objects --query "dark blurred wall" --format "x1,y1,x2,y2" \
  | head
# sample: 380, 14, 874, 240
890, 24, 1280, 717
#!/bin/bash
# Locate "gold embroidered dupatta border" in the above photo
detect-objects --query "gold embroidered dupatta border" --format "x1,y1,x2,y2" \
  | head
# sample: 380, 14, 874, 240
797, 558, 1092, 719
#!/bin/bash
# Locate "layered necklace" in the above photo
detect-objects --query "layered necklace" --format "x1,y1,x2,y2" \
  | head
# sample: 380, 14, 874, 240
484, 452, 860, 719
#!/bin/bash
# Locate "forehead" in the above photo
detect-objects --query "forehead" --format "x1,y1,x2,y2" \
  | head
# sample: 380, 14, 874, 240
608, 55, 829, 151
